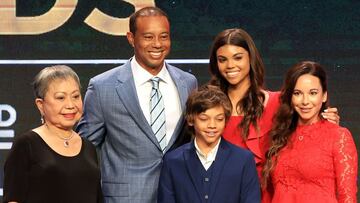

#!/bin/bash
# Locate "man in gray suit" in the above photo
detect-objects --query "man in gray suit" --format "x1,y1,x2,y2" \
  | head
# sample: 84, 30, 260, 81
77, 6, 198, 203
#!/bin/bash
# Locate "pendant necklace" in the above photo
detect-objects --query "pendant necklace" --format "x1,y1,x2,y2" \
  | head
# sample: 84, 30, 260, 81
46, 124, 75, 148
59, 132, 75, 148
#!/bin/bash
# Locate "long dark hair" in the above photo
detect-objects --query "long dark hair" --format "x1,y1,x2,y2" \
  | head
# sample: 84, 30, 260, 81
262, 61, 329, 187
209, 28, 265, 139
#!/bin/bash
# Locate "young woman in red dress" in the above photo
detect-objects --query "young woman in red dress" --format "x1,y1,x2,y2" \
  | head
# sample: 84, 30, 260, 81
208, 28, 340, 202
262, 61, 357, 203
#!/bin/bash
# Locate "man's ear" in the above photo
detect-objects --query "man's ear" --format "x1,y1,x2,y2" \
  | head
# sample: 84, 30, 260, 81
126, 32, 135, 48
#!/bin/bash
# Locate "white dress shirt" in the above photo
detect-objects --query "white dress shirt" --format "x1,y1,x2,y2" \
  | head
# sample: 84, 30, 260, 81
194, 137, 221, 170
131, 57, 182, 146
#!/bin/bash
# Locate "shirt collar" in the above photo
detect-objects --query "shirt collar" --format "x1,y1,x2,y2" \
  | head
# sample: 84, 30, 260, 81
194, 137, 221, 161
131, 56, 170, 86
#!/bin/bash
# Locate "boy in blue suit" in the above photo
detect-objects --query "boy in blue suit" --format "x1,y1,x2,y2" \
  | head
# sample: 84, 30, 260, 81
158, 85, 260, 203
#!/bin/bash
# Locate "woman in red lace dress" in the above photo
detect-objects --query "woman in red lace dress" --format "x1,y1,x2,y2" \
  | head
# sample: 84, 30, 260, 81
263, 61, 358, 203
208, 28, 340, 202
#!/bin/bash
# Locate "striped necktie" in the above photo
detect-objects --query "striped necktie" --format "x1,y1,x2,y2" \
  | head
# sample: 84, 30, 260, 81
150, 77, 167, 152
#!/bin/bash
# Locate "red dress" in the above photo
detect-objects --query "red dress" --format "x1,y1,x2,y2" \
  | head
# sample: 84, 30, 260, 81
271, 120, 358, 203
223, 91, 280, 203
223, 91, 280, 176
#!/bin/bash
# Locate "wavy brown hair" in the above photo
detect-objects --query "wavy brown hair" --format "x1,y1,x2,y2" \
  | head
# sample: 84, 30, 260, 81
262, 61, 329, 187
209, 28, 265, 139
185, 85, 232, 137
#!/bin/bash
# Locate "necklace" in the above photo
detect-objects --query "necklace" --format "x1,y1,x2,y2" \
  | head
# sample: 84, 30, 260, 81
45, 124, 75, 148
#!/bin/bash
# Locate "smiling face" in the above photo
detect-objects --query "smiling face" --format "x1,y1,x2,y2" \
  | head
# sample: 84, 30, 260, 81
127, 15, 171, 75
216, 44, 251, 89
189, 105, 226, 151
36, 77, 83, 130
292, 74, 327, 125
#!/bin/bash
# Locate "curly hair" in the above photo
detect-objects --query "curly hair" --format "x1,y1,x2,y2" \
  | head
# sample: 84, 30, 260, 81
262, 61, 329, 188
209, 28, 265, 139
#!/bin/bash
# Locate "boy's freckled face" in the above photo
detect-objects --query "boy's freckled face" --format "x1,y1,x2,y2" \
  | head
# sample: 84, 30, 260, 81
190, 105, 226, 149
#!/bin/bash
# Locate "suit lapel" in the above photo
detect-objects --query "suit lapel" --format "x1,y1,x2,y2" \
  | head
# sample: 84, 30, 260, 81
167, 65, 188, 108
208, 139, 231, 200
184, 142, 203, 201
166, 64, 190, 149
115, 60, 161, 150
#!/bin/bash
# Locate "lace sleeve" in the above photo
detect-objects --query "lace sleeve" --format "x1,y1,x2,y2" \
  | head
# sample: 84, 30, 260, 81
333, 127, 358, 203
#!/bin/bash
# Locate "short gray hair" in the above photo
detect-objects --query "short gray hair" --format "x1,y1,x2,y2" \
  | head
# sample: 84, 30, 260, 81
33, 65, 81, 99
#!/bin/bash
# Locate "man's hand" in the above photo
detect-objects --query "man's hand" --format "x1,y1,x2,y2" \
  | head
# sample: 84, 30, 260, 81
321, 107, 340, 124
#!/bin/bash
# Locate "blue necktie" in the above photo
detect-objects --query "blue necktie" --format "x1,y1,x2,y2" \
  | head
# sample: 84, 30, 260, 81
150, 77, 167, 152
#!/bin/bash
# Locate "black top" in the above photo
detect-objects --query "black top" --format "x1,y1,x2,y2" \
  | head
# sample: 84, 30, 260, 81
3, 131, 103, 203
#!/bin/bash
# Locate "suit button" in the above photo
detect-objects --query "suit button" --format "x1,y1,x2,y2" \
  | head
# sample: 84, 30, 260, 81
205, 195, 209, 199
204, 177, 210, 182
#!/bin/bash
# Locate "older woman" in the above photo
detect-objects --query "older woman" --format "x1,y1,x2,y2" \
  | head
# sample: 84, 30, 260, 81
3, 65, 103, 203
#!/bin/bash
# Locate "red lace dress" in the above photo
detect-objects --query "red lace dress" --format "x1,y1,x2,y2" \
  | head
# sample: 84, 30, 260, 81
271, 120, 358, 203
223, 91, 280, 203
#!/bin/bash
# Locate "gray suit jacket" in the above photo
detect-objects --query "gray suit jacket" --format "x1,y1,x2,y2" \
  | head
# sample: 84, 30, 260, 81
77, 60, 198, 203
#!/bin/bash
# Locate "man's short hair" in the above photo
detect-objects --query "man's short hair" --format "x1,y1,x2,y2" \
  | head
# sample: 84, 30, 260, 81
129, 6, 169, 35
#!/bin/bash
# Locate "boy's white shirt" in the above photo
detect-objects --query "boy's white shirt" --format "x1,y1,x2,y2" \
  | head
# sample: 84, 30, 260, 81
194, 137, 221, 170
